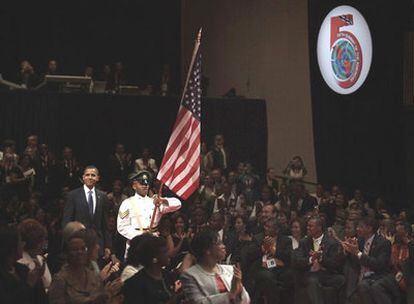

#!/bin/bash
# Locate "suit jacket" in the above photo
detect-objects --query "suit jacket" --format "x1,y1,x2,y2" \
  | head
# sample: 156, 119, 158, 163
350, 234, 392, 277
293, 234, 343, 274
299, 195, 318, 216
211, 147, 230, 170
62, 187, 110, 250
181, 264, 250, 304
345, 234, 400, 303
107, 154, 130, 182
403, 242, 414, 303
252, 233, 293, 268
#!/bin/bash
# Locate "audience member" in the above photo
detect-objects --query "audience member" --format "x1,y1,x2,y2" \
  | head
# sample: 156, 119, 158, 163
108, 61, 127, 92
250, 218, 293, 304
17, 219, 51, 297
293, 216, 345, 304
57, 147, 82, 189
123, 235, 180, 304
283, 156, 307, 181
211, 134, 230, 172
134, 147, 158, 174
17, 60, 41, 89
181, 229, 250, 303
200, 142, 213, 172
121, 234, 152, 282
169, 212, 192, 269
48, 232, 108, 304
160, 63, 172, 96
0, 224, 45, 304
263, 167, 279, 196
107, 143, 132, 184
343, 217, 400, 304
1, 129, 413, 304
107, 179, 127, 214
289, 219, 305, 249
45, 60, 58, 75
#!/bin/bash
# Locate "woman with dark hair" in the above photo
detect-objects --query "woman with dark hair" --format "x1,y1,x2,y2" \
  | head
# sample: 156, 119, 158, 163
121, 233, 153, 282
0, 224, 44, 304
17, 219, 51, 294
283, 156, 307, 180
123, 235, 179, 304
288, 219, 305, 250
49, 232, 108, 304
230, 216, 253, 265
82, 229, 120, 282
181, 229, 250, 304
169, 213, 191, 268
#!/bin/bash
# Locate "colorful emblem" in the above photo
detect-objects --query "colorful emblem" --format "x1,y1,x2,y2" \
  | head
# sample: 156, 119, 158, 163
330, 14, 362, 89
317, 6, 372, 95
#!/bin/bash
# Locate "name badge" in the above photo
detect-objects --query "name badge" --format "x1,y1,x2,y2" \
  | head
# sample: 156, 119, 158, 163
266, 258, 277, 269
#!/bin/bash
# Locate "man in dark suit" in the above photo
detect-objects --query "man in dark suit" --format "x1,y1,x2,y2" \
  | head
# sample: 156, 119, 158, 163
291, 183, 318, 216
107, 143, 132, 184
208, 212, 237, 258
293, 216, 345, 304
342, 217, 400, 304
249, 218, 293, 304
62, 165, 111, 257
211, 134, 230, 172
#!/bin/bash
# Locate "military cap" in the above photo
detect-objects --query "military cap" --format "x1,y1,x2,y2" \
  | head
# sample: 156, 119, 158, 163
129, 170, 152, 185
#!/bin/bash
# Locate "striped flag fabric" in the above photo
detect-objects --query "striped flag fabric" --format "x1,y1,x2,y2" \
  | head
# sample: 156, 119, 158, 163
157, 33, 201, 199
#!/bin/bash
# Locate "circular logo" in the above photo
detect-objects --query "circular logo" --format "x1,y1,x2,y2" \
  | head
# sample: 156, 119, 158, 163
317, 6, 372, 94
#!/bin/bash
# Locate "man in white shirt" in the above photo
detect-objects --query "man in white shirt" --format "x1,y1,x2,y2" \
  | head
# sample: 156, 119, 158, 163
117, 170, 181, 255
342, 217, 398, 304
134, 148, 158, 174
293, 216, 345, 304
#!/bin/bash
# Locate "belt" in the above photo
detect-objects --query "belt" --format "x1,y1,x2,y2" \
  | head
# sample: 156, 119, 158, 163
135, 226, 158, 232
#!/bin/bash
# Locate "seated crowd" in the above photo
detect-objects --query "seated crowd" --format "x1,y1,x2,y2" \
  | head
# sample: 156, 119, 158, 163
0, 133, 413, 304
6, 59, 174, 96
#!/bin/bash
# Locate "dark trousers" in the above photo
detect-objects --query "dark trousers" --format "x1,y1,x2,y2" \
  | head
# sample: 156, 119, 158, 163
301, 271, 345, 304
252, 266, 294, 304
356, 274, 400, 304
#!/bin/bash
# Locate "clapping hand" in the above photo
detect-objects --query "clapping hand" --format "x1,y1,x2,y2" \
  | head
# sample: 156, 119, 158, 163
26, 259, 45, 287
100, 261, 120, 282
261, 236, 276, 256
342, 237, 359, 256
229, 264, 243, 301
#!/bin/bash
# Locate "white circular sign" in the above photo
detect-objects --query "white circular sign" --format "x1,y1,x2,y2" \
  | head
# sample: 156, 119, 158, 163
317, 5, 372, 94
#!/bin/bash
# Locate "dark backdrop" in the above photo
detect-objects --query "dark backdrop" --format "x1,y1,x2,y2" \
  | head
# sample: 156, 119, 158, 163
0, 90, 267, 179
0, 0, 181, 89
308, 0, 409, 207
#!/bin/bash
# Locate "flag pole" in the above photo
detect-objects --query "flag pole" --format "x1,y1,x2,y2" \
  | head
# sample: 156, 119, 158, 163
150, 28, 202, 231
180, 28, 202, 104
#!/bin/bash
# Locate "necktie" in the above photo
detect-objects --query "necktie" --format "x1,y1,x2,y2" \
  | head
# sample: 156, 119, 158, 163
88, 190, 94, 216
313, 239, 320, 252
360, 239, 372, 280
363, 240, 371, 255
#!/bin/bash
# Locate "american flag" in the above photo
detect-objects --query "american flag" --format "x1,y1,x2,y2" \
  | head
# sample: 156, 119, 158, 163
157, 36, 201, 199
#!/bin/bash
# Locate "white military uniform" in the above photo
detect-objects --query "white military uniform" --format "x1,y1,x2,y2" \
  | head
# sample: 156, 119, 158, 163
117, 193, 181, 254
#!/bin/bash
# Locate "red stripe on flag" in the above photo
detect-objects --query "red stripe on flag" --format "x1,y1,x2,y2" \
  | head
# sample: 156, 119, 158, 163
168, 124, 200, 188
158, 114, 193, 180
